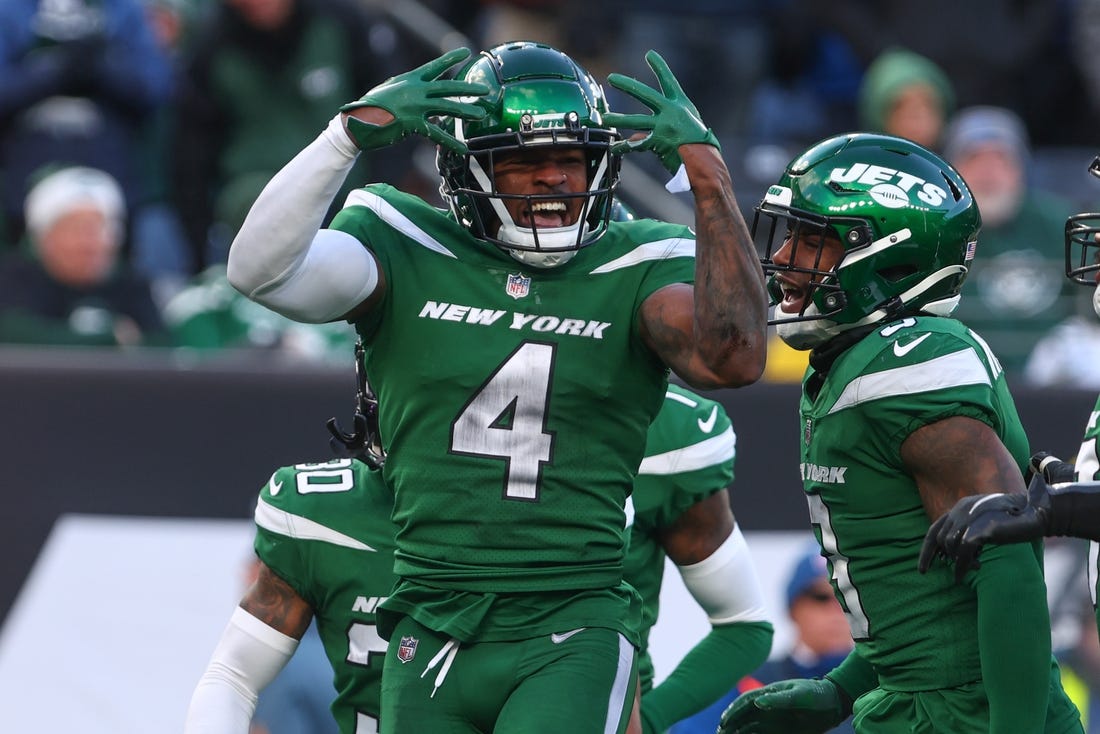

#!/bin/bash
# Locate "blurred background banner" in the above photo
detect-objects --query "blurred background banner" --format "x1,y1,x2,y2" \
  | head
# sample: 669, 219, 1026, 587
0, 510, 828, 733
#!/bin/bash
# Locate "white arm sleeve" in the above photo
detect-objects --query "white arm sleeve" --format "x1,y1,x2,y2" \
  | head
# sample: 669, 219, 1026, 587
676, 524, 770, 625
226, 114, 380, 323
184, 606, 300, 734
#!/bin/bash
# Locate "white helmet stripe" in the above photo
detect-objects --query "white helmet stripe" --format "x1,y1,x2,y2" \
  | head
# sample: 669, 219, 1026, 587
467, 153, 513, 227
843, 228, 913, 265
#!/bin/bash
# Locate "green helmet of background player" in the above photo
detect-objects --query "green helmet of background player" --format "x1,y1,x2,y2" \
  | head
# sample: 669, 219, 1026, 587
753, 133, 981, 349
437, 41, 622, 268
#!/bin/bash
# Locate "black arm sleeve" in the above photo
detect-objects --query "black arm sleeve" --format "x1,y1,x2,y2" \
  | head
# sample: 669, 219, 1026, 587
1048, 483, 1100, 540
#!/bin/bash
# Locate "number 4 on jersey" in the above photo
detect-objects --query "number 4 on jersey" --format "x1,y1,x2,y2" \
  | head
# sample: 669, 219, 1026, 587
450, 342, 557, 501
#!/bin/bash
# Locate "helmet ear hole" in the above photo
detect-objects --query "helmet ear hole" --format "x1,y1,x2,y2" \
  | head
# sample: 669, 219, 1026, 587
941, 173, 964, 201
878, 264, 917, 283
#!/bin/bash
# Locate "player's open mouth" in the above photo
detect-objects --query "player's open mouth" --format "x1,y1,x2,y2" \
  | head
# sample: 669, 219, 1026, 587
526, 201, 569, 228
776, 276, 807, 313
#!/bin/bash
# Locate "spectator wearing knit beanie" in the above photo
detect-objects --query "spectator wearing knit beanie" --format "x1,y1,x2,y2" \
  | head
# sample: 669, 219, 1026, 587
0, 166, 168, 347
857, 47, 955, 151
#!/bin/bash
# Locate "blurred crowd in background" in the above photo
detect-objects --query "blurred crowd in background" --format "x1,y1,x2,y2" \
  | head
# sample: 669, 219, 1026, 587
1, 0, 1099, 381
6, 1, 1100, 730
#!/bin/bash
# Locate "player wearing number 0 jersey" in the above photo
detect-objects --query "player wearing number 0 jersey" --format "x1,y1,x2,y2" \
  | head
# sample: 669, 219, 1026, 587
627, 384, 773, 732
186, 459, 397, 734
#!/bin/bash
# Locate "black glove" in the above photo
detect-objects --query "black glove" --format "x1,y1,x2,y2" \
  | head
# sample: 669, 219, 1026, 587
918, 473, 1053, 582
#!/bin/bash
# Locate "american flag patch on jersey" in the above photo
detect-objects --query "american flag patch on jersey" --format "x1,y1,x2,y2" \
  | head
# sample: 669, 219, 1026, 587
397, 635, 418, 663
506, 273, 531, 299
965, 239, 977, 262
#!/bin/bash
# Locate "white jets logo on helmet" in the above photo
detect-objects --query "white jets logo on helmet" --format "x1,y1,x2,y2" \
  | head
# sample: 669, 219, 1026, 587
520, 112, 573, 130
868, 184, 909, 209
829, 163, 947, 207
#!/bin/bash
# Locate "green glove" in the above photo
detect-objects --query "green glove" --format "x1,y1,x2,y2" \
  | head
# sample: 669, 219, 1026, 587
604, 50, 720, 173
718, 678, 846, 734
340, 47, 489, 154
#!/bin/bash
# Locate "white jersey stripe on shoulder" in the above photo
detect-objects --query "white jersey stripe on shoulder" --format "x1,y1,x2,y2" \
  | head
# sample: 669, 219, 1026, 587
828, 348, 991, 415
665, 389, 699, 407
255, 495, 376, 551
588, 238, 695, 274
637, 426, 735, 475
344, 189, 457, 258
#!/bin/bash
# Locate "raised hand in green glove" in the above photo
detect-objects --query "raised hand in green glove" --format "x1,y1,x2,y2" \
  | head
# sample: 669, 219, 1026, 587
718, 678, 847, 734
603, 50, 720, 174
340, 47, 489, 154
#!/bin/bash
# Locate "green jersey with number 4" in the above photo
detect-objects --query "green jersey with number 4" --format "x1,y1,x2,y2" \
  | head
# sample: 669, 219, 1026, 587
331, 185, 694, 601
253, 458, 398, 734
799, 316, 1032, 690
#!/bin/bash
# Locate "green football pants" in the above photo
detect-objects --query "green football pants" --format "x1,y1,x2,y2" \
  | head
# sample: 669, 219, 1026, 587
380, 615, 638, 734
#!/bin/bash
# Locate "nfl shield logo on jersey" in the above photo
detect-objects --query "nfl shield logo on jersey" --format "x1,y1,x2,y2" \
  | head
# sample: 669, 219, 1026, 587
397, 635, 418, 663
505, 273, 531, 299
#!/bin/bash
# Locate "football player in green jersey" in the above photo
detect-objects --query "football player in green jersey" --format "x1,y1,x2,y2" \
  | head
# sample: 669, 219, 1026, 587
919, 154, 1100, 634
184, 457, 398, 734
718, 133, 1082, 734
629, 384, 774, 732
224, 40, 767, 733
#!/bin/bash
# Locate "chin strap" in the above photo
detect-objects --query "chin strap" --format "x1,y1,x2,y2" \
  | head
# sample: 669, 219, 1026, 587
326, 339, 385, 468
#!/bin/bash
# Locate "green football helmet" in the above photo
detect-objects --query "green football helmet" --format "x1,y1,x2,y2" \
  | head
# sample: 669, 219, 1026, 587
1063, 156, 1100, 317
753, 133, 981, 349
437, 41, 621, 268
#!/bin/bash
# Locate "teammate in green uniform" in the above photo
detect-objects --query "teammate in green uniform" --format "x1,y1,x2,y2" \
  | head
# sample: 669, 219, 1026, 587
223, 40, 767, 733
717, 133, 1082, 734
919, 153, 1100, 635
184, 379, 774, 734
185, 457, 397, 734
629, 383, 774, 732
